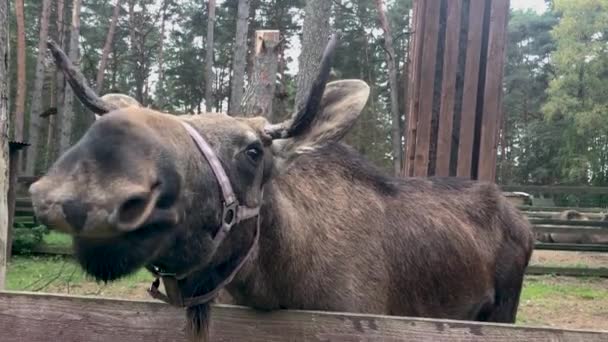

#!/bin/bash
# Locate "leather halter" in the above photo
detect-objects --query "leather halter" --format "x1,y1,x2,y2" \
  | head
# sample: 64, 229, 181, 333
146, 120, 262, 307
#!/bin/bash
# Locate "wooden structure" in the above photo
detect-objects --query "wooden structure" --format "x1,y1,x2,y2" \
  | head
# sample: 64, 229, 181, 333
404, 0, 510, 181
0, 291, 607, 341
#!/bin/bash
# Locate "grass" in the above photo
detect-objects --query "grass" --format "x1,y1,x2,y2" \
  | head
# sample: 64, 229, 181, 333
6, 255, 153, 299
516, 275, 608, 329
43, 231, 72, 247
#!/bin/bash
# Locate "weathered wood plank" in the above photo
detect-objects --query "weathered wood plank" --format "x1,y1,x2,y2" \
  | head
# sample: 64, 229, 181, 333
413, 0, 441, 177
478, 0, 509, 182
528, 219, 608, 227
503, 185, 608, 195
526, 266, 608, 278
0, 291, 607, 341
435, 0, 463, 177
404, 0, 426, 177
525, 211, 608, 220
456, 0, 487, 178
517, 206, 607, 213
534, 243, 608, 253
533, 225, 608, 235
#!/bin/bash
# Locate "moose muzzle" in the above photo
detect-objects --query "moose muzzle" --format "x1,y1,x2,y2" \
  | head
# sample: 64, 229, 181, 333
29, 175, 179, 238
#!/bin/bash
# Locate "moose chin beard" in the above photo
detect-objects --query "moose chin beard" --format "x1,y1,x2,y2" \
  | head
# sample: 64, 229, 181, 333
72, 223, 175, 282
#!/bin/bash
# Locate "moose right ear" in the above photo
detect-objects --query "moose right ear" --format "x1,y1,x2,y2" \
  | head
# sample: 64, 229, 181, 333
270, 79, 369, 171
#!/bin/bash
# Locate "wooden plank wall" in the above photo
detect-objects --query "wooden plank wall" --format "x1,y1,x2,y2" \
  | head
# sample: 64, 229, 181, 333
404, 0, 510, 181
1, 291, 607, 342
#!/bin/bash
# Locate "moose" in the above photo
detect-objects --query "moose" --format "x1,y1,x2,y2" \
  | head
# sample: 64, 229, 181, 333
29, 36, 534, 341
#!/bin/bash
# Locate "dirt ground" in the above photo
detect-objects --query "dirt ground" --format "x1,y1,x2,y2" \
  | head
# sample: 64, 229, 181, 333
531, 250, 608, 268
517, 250, 608, 331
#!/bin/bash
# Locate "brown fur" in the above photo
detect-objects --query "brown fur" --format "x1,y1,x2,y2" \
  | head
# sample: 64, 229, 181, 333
30, 80, 534, 341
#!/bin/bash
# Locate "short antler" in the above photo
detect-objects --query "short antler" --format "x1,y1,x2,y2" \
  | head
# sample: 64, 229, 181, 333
47, 40, 118, 114
265, 33, 338, 139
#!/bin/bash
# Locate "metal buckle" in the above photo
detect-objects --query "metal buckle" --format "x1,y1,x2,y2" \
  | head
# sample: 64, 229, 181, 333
149, 264, 177, 278
222, 201, 238, 229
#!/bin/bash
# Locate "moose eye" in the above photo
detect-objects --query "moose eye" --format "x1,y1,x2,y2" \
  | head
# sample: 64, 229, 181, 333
245, 145, 263, 163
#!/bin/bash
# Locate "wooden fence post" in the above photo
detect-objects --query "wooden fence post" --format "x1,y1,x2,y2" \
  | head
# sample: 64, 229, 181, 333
240, 30, 280, 121
404, 0, 510, 182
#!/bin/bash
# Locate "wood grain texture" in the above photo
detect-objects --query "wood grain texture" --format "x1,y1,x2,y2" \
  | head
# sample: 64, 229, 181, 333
413, 0, 441, 177
435, 0, 463, 177
404, 0, 426, 177
503, 185, 608, 195
534, 243, 608, 253
526, 266, 608, 278
478, 0, 510, 182
1, 291, 607, 342
456, 0, 487, 178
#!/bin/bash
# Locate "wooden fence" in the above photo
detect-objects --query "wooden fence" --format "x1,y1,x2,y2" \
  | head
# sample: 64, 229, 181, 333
0, 291, 606, 341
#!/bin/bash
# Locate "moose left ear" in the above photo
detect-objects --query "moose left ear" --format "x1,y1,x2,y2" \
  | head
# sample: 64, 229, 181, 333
277, 79, 370, 156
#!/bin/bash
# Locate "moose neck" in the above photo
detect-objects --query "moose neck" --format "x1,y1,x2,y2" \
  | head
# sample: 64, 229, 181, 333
221, 143, 398, 310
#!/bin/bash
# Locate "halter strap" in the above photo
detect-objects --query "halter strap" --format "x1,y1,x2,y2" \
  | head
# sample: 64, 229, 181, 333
146, 120, 262, 307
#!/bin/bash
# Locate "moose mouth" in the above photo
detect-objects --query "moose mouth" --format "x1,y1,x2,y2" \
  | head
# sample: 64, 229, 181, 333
72, 221, 178, 282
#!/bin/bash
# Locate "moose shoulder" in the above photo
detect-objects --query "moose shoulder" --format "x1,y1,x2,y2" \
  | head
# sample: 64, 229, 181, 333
30, 38, 534, 340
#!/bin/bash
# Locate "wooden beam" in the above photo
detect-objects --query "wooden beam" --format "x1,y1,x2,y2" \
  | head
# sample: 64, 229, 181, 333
528, 219, 608, 227
413, 0, 441, 177
457, 0, 487, 178
435, 0, 463, 177
404, 0, 427, 176
526, 266, 608, 278
0, 291, 607, 341
478, 0, 510, 182
517, 206, 608, 213
503, 185, 608, 195
533, 225, 608, 235
534, 243, 608, 253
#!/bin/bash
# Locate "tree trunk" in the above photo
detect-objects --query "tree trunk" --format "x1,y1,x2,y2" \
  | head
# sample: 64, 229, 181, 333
155, 0, 168, 109
295, 0, 331, 111
240, 30, 280, 121
0, 0, 10, 289
24, 0, 53, 176
96, 0, 122, 93
60, 0, 83, 153
228, 0, 251, 115
14, 0, 26, 142
48, 0, 66, 167
373, 0, 402, 175
204, 0, 216, 113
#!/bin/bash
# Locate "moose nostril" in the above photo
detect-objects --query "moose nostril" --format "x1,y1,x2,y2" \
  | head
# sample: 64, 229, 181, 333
117, 193, 150, 225
62, 200, 90, 231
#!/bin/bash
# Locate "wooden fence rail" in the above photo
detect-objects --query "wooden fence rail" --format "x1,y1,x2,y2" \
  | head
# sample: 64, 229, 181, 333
0, 291, 606, 341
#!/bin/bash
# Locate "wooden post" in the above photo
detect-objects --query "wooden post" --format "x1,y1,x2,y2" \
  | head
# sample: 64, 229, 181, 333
404, 0, 510, 182
240, 30, 280, 121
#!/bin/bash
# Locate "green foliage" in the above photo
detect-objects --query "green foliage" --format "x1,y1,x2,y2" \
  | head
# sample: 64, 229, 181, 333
12, 223, 49, 255
497, 2, 608, 207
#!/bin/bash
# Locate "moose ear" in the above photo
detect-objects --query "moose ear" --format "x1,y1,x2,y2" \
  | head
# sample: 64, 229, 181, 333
272, 79, 369, 164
